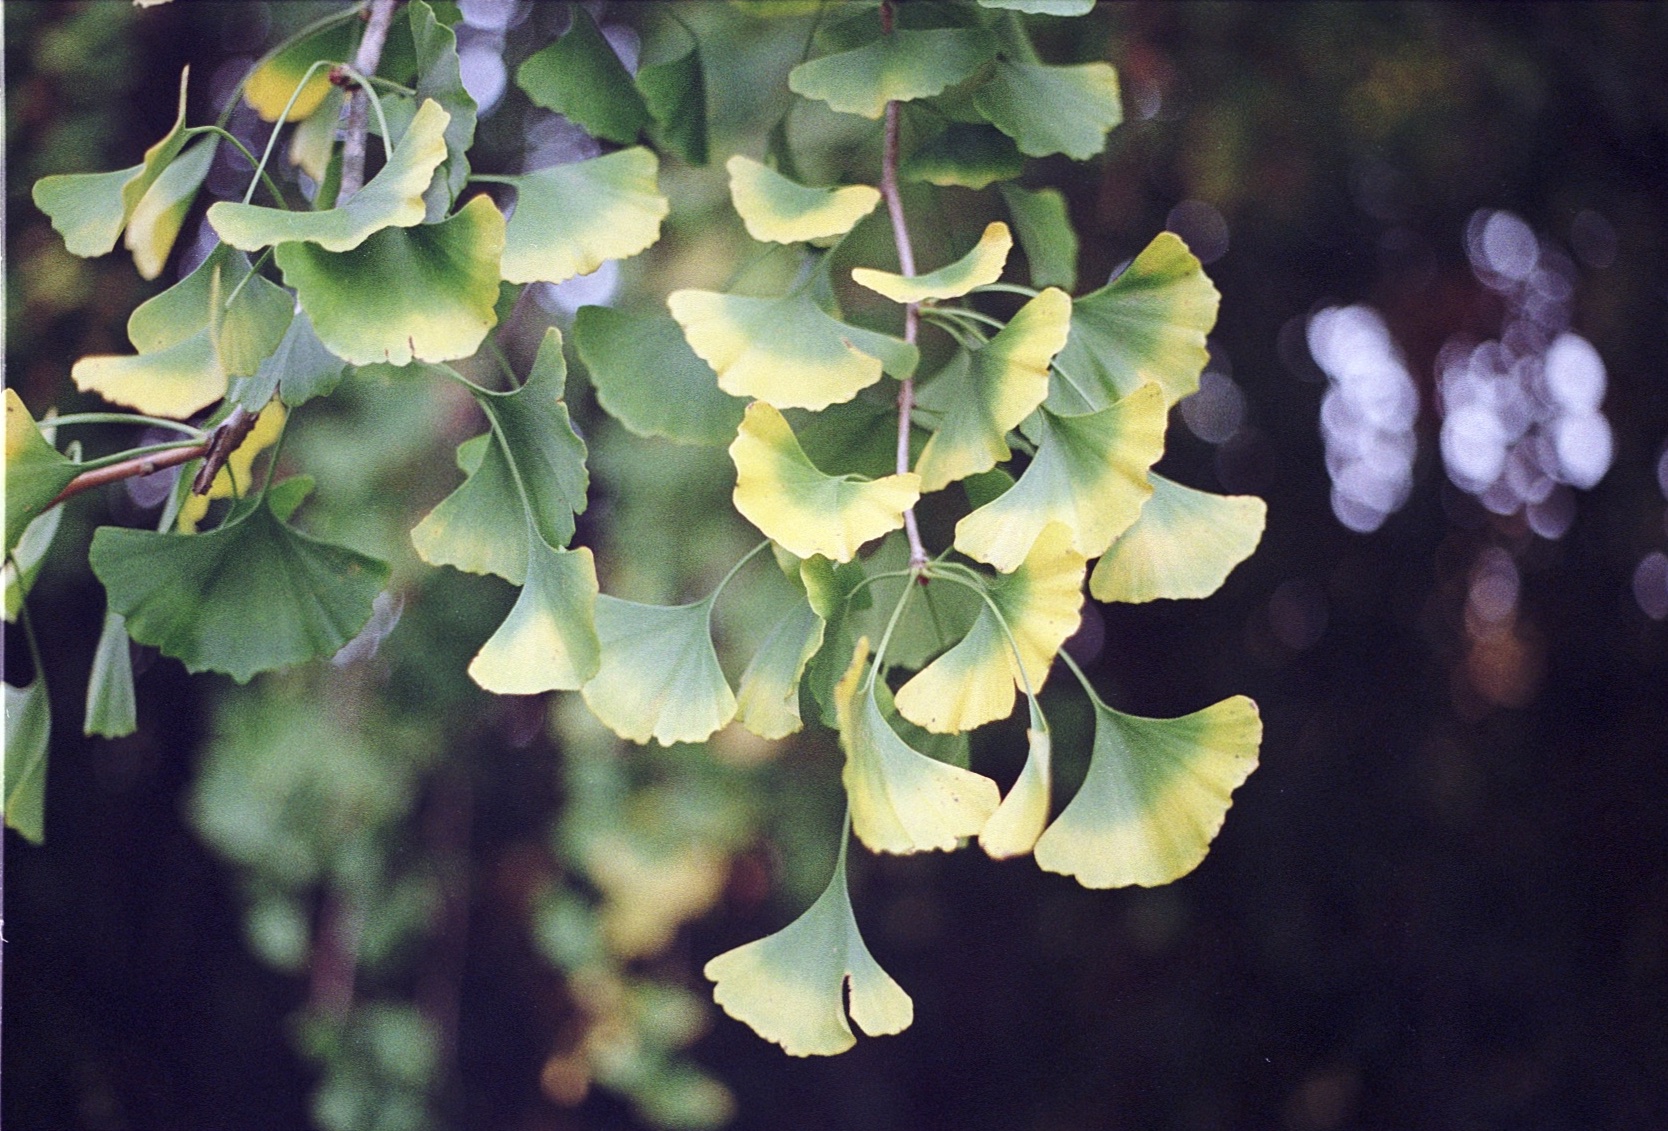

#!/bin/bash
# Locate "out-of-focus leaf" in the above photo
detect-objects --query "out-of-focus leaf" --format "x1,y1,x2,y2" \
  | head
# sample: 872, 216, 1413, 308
4, 504, 64, 623
124, 137, 216, 280
467, 539, 601, 694
789, 27, 996, 120
498, 147, 668, 285
638, 44, 709, 165
573, 306, 744, 447
901, 123, 1025, 190
581, 595, 737, 746
5, 390, 79, 558
999, 182, 1077, 291
243, 21, 356, 122
4, 679, 50, 844
409, 0, 477, 217
288, 89, 343, 184
515, 6, 650, 144
735, 592, 825, 740
853, 221, 1012, 303
84, 610, 138, 738
230, 309, 347, 411
973, 58, 1122, 160
1090, 475, 1266, 602
979, 726, 1051, 858
727, 155, 880, 245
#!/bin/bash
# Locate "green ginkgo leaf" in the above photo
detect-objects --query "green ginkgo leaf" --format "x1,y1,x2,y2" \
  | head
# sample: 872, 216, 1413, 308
705, 839, 911, 1056
409, 0, 477, 217
895, 522, 1084, 733
582, 595, 737, 746
276, 192, 505, 366
735, 593, 825, 740
1049, 232, 1219, 413
467, 539, 601, 695
973, 58, 1122, 160
5, 389, 79, 558
4, 679, 50, 844
979, 726, 1051, 859
789, 27, 996, 120
854, 221, 1012, 303
726, 155, 880, 245
999, 182, 1077, 291
914, 287, 1070, 492
230, 309, 347, 412
410, 433, 525, 582
573, 306, 744, 447
498, 147, 669, 285
955, 385, 1167, 572
124, 137, 216, 280
5, 502, 64, 622
667, 288, 916, 412
835, 638, 1001, 854
1090, 475, 1266, 603
88, 477, 390, 683
901, 123, 1025, 190
210, 99, 451, 254
637, 43, 709, 165
1033, 695, 1261, 887
72, 243, 295, 417
730, 402, 920, 563
243, 20, 356, 122
515, 5, 650, 145
84, 609, 138, 739
32, 67, 192, 258
288, 89, 344, 184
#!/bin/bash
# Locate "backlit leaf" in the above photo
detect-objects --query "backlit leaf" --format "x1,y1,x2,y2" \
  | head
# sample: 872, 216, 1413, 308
914, 287, 1069, 492
1034, 696, 1261, 887
955, 386, 1167, 572
124, 137, 216, 280
999, 182, 1077, 291
243, 20, 356, 122
901, 123, 1025, 190
499, 148, 668, 285
735, 593, 825, 740
1049, 232, 1219, 412
582, 596, 737, 746
853, 221, 1012, 303
979, 727, 1051, 859
789, 27, 996, 120
515, 6, 650, 145
409, 0, 477, 217
5, 389, 79, 557
467, 539, 601, 694
4, 679, 50, 844
730, 402, 920, 563
727, 155, 880, 245
573, 306, 744, 447
1090, 475, 1266, 603
84, 610, 138, 739
638, 44, 710, 165
973, 58, 1122, 160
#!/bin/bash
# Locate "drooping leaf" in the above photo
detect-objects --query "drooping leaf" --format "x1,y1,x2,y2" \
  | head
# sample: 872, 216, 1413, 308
1033, 696, 1261, 887
999, 183, 1077, 291
515, 6, 650, 145
243, 20, 356, 122
730, 402, 919, 563
582, 596, 737, 746
5, 503, 64, 623
637, 44, 709, 165
979, 726, 1052, 859
667, 288, 916, 411
976, 0, 1096, 13
973, 58, 1122, 160
726, 155, 880, 245
853, 221, 1012, 303
32, 67, 192, 258
895, 522, 1084, 733
498, 148, 668, 285
5, 389, 79, 557
410, 433, 525, 582
4, 679, 51, 844
955, 386, 1167, 572
409, 0, 478, 217
901, 123, 1025, 190
705, 843, 911, 1056
288, 89, 344, 184
835, 639, 1001, 854
1049, 231, 1219, 413
210, 99, 451, 253
276, 192, 505, 366
177, 402, 287, 532
124, 137, 216, 280
914, 287, 1070, 492
467, 539, 601, 694
84, 610, 138, 739
735, 592, 825, 740
572, 306, 744, 447
1090, 475, 1266, 603
230, 309, 347, 411
88, 477, 390, 683
789, 27, 996, 120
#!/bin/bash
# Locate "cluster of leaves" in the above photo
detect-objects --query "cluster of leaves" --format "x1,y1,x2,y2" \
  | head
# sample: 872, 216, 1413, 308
6, 0, 1265, 1090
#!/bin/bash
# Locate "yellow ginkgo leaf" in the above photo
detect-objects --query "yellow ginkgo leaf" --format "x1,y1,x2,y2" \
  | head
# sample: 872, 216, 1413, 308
979, 727, 1052, 860
177, 403, 287, 533
1091, 474, 1266, 603
730, 402, 920, 563
852, 221, 1013, 304
727, 155, 880, 245
499, 147, 669, 285
735, 593, 825, 740
834, 639, 1000, 855
581, 595, 737, 747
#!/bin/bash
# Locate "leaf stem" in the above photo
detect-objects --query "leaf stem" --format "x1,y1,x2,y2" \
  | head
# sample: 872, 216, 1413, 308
339, 0, 400, 200
46, 441, 212, 511
708, 539, 774, 612
1057, 648, 1109, 712
184, 125, 290, 209
242, 58, 337, 206
45, 413, 207, 438
865, 572, 920, 694
925, 563, 1046, 726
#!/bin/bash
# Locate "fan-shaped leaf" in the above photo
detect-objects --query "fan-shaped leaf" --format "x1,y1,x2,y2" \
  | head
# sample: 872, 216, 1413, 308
243, 21, 356, 122
499, 147, 668, 285
637, 44, 709, 165
288, 90, 343, 184
1049, 232, 1219, 413
1034, 696, 1261, 887
979, 727, 1052, 859
999, 183, 1077, 291
467, 539, 601, 695
410, 433, 524, 582
789, 27, 996, 120
955, 386, 1167, 572
515, 6, 650, 145
730, 402, 919, 563
582, 596, 736, 746
854, 221, 1012, 303
84, 610, 137, 739
973, 58, 1122, 160
901, 123, 1025, 190
727, 155, 880, 245
1091, 475, 1266, 603
5, 390, 79, 557
409, 0, 477, 217
5, 502, 64, 622
735, 593, 825, 740
4, 679, 50, 844
230, 309, 347, 411
573, 306, 744, 447
124, 138, 216, 280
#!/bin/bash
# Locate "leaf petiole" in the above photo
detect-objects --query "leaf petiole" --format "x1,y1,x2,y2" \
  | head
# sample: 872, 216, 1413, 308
45, 414, 206, 439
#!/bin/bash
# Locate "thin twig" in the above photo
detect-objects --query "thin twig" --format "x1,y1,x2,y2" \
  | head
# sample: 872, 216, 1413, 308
880, 98, 928, 568
190, 406, 258, 494
338, 0, 400, 200
48, 442, 210, 510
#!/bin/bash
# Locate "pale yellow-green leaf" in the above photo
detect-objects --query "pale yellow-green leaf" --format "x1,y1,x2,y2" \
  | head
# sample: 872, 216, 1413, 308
979, 727, 1051, 859
177, 403, 286, 532
499, 147, 669, 285
582, 596, 737, 746
124, 137, 216, 280
727, 155, 880, 245
1090, 475, 1266, 603
468, 540, 601, 694
288, 89, 344, 183
242, 21, 355, 122
735, 593, 825, 740
852, 221, 1012, 303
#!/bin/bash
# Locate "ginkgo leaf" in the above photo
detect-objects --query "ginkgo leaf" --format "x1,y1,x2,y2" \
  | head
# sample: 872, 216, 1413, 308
409, 0, 477, 218
637, 44, 709, 165
515, 5, 650, 145
901, 123, 1025, 190
84, 610, 138, 739
5, 389, 80, 557
210, 99, 451, 253
896, 523, 1084, 733
72, 243, 294, 417
789, 27, 996, 119
32, 67, 192, 258
88, 477, 390, 683
1049, 232, 1219, 413
276, 192, 505, 366
853, 221, 1012, 303
572, 306, 744, 447
735, 593, 825, 740
498, 147, 668, 285
835, 639, 1001, 854
979, 727, 1052, 859
1034, 696, 1261, 887
288, 89, 343, 184
730, 402, 919, 563
177, 402, 286, 533
955, 386, 1167, 572
999, 183, 1077, 291
243, 20, 356, 122
5, 503, 64, 622
124, 137, 216, 280
411, 433, 525, 582
726, 155, 880, 245
973, 58, 1122, 160
705, 842, 911, 1056
230, 309, 347, 411
4, 679, 50, 844
582, 596, 737, 746
914, 287, 1070, 492
667, 288, 916, 412
976, 0, 1095, 13
467, 539, 601, 695
1090, 475, 1266, 603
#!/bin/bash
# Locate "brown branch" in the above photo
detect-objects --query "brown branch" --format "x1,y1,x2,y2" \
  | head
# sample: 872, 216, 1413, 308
338, 0, 401, 200
48, 442, 209, 510
190, 406, 257, 494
